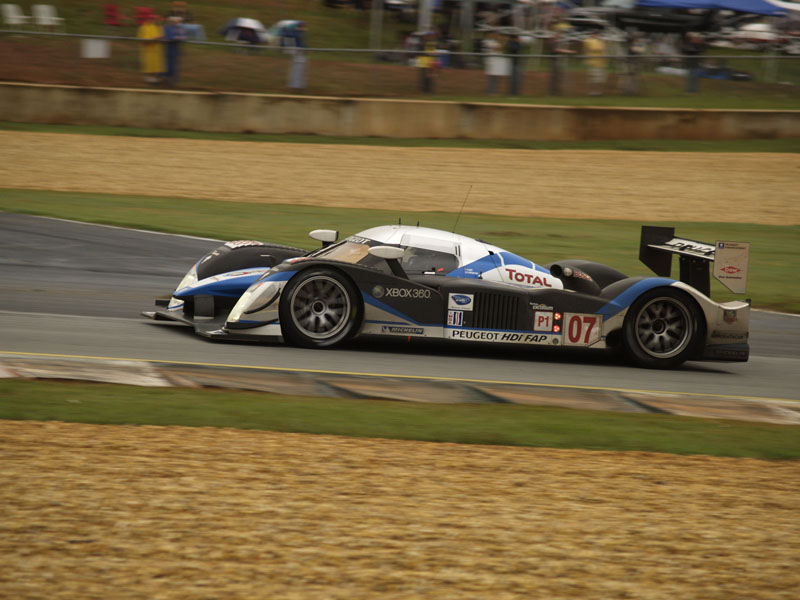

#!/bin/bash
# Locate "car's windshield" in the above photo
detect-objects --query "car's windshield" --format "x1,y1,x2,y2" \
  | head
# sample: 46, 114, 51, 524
399, 233, 460, 274
311, 239, 372, 264
309, 235, 460, 275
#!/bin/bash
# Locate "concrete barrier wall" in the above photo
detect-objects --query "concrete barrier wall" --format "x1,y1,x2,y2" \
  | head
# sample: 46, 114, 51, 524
1, 82, 798, 140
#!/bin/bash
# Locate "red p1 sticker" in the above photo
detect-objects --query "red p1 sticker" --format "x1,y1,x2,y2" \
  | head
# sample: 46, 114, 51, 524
534, 311, 553, 331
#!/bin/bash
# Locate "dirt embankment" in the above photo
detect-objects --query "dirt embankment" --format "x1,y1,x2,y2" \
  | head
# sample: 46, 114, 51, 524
2, 131, 798, 225
2, 420, 799, 599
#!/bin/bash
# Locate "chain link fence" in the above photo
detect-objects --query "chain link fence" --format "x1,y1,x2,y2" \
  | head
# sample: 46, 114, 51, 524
1, 30, 798, 99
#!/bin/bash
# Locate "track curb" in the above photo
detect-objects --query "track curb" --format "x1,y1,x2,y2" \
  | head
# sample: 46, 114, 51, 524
2, 354, 798, 426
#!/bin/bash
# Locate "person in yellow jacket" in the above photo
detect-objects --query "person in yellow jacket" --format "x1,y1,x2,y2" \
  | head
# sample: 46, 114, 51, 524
415, 33, 438, 94
583, 30, 607, 96
138, 14, 165, 83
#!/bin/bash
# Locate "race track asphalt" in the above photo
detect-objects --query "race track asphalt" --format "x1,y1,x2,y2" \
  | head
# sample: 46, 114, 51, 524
1, 212, 798, 401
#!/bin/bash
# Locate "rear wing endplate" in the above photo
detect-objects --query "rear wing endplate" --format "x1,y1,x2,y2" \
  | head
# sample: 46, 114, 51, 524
639, 226, 749, 297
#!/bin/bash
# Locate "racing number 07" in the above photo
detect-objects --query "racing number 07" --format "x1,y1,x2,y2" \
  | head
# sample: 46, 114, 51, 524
564, 314, 601, 346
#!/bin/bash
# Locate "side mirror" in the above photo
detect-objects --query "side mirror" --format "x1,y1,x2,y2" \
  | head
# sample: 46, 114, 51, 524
368, 246, 405, 260
309, 229, 338, 247
368, 246, 407, 278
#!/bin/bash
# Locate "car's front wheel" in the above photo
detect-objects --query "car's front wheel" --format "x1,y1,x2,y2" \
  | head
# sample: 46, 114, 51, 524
279, 269, 361, 348
623, 288, 703, 369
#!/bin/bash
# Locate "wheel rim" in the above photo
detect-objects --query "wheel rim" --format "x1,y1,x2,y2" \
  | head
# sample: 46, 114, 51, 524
289, 275, 351, 340
633, 296, 693, 359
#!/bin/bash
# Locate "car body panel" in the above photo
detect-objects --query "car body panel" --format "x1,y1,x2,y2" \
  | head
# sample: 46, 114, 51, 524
144, 224, 750, 366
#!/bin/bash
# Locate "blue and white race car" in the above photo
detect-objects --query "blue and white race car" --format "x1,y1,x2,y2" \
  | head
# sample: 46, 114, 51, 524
143, 224, 751, 369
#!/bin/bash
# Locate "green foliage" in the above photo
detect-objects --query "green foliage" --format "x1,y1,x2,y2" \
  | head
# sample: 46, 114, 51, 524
2, 379, 798, 459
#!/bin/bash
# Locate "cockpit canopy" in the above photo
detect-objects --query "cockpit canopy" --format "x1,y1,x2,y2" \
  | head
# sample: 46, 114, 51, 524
306, 224, 562, 289
309, 232, 459, 275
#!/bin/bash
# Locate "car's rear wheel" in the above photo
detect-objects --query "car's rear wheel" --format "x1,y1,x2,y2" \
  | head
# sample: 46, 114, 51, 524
279, 269, 361, 348
623, 288, 702, 369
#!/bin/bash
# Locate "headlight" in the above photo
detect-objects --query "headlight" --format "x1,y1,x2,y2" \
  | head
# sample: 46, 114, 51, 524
228, 281, 280, 323
256, 268, 275, 282
175, 264, 199, 293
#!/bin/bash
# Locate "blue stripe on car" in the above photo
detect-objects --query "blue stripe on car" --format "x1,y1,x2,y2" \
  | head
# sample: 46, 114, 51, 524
176, 275, 262, 298
598, 278, 676, 320
263, 270, 296, 282
447, 255, 503, 278
362, 293, 438, 326
498, 252, 533, 269
175, 268, 296, 298
497, 252, 551, 274
448, 253, 550, 277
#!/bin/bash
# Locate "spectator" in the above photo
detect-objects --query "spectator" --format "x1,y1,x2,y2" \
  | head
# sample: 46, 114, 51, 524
682, 32, 706, 93
285, 21, 308, 91
621, 31, 646, 96
482, 33, 509, 95
167, 1, 205, 41
583, 30, 608, 96
654, 34, 677, 67
137, 13, 165, 84
403, 31, 420, 65
163, 15, 187, 86
416, 33, 437, 94
545, 27, 574, 96
505, 33, 524, 95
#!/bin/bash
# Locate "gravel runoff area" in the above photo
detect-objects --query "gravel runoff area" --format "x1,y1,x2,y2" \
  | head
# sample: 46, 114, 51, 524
1, 131, 799, 225
1, 420, 799, 600
2, 132, 799, 598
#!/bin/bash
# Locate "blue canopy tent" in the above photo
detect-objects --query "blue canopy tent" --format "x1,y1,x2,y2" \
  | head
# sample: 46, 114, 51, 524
636, 0, 787, 16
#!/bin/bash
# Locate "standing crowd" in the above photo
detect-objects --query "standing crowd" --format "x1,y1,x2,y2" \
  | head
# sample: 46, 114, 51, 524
135, 2, 309, 91
130, 2, 710, 96
407, 23, 708, 98
137, 2, 193, 86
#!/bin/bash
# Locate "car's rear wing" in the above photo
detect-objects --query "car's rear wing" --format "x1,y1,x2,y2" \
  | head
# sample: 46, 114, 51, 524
639, 226, 749, 297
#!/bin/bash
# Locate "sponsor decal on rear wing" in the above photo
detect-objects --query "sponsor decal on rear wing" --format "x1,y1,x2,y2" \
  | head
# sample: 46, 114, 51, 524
639, 226, 749, 296
713, 241, 750, 294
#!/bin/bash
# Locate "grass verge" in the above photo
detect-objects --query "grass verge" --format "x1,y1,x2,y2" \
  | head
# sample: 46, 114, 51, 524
2, 188, 798, 312
2, 379, 798, 459
2, 121, 799, 152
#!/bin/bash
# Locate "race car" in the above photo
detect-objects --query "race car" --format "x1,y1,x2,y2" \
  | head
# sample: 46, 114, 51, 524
143, 224, 751, 369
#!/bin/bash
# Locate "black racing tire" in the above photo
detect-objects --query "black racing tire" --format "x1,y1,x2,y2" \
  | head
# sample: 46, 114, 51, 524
279, 268, 362, 349
622, 288, 703, 369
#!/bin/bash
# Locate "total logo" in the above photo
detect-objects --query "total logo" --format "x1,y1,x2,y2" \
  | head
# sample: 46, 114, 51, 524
448, 293, 474, 311
504, 268, 552, 288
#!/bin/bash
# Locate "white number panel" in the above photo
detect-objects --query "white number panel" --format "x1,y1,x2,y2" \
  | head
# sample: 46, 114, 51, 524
563, 313, 601, 347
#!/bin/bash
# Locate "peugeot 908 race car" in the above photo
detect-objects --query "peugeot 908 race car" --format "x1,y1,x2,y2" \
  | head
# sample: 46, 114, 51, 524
143, 224, 751, 369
